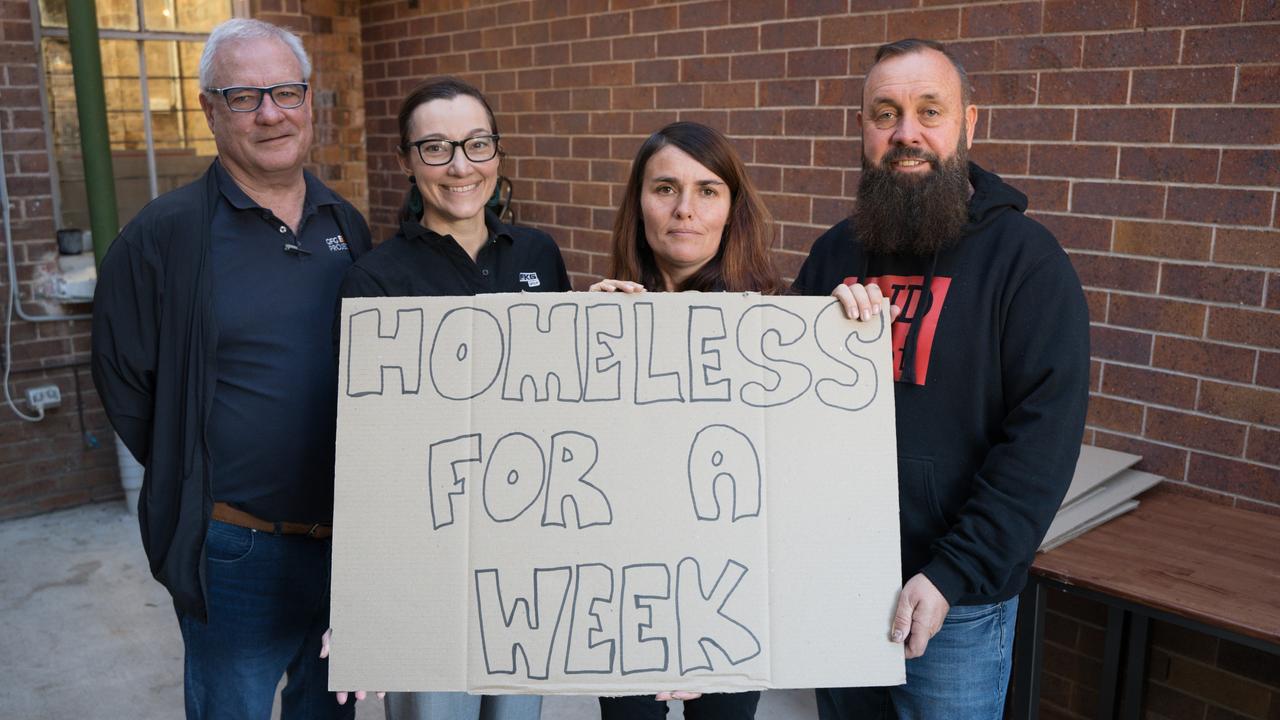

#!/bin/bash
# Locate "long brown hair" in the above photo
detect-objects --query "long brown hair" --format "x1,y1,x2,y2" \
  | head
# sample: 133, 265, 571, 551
395, 77, 501, 224
610, 122, 782, 295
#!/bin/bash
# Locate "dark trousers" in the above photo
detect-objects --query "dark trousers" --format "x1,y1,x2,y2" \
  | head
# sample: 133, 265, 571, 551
599, 691, 761, 720
178, 520, 351, 720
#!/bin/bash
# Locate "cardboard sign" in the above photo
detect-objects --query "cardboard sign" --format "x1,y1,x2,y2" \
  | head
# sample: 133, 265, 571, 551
329, 293, 904, 694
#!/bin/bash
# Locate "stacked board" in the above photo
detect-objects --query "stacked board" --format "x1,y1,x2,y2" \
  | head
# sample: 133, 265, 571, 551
1039, 445, 1164, 552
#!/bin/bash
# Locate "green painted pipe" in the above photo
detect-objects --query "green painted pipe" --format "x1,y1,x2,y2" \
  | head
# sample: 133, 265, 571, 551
66, 0, 118, 267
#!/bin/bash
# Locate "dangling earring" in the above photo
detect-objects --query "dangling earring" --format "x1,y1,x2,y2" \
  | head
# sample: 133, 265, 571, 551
407, 177, 423, 218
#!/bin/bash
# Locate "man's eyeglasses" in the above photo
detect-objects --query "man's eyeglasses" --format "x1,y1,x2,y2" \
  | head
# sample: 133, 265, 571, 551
405, 135, 500, 166
205, 82, 309, 113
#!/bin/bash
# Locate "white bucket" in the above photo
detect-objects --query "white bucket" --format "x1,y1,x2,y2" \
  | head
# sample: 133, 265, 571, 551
114, 433, 144, 515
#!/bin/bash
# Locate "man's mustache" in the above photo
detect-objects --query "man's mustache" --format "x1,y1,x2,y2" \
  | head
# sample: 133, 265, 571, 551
880, 146, 941, 169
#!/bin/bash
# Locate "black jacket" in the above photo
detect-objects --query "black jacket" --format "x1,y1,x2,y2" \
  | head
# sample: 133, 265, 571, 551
792, 163, 1090, 606
90, 162, 372, 620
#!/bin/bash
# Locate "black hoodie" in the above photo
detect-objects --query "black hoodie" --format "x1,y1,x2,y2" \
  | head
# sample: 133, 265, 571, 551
792, 162, 1090, 606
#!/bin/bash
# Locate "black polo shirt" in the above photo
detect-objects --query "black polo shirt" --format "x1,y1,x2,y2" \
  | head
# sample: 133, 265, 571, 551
207, 160, 353, 523
340, 212, 571, 298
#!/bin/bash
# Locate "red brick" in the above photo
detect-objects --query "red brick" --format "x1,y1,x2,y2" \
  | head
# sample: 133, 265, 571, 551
1153, 336, 1257, 384
763, 193, 811, 223
1187, 453, 1280, 504
1141, 0, 1243, 25
1113, 221, 1210, 261
995, 35, 1083, 70
632, 6, 677, 34
1085, 324, 1157, 361
707, 26, 759, 54
681, 57, 729, 83
1034, 213, 1111, 252
756, 138, 814, 166
549, 16, 588, 41
1161, 263, 1266, 306
785, 108, 844, 136
1244, 0, 1280, 20
678, 0, 728, 28
1072, 182, 1166, 221
1072, 254, 1161, 294
1118, 147, 1218, 184
1147, 408, 1247, 455
1200, 380, 1280, 426
1083, 30, 1180, 67
1174, 108, 1280, 146
1100, 363, 1198, 409
848, 0, 913, 9
1236, 65, 1280, 104
1094, 431, 1189, 481
788, 48, 849, 78
988, 108, 1074, 141
588, 11, 629, 38
1030, 144, 1117, 179
1214, 228, 1280, 268
1247, 426, 1280, 466
1208, 307, 1280, 348
887, 9, 960, 41
1220, 150, 1280, 189
730, 1, 787, 23
761, 79, 816, 107
819, 15, 885, 46
968, 141, 1025, 175
762, 19, 819, 50
783, 167, 843, 196
657, 30, 705, 57
1087, 394, 1145, 434
813, 139, 858, 168
729, 109, 784, 136
655, 83, 701, 109
1185, 25, 1280, 64
1130, 66, 1235, 104
731, 52, 787, 81
1038, 70, 1128, 105
1016, 179, 1070, 212
1044, 0, 1136, 31
703, 81, 758, 109
1078, 108, 1171, 143
1165, 187, 1273, 227
961, 2, 1042, 37
969, 72, 1038, 104
818, 77, 862, 106
787, 0, 848, 17
1109, 293, 1207, 335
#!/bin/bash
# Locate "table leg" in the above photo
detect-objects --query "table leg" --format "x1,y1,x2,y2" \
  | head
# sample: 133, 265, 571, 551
1011, 579, 1046, 720
1119, 613, 1150, 719
1098, 605, 1126, 720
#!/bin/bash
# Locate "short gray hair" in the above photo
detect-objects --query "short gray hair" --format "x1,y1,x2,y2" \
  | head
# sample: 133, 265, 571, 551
198, 18, 311, 89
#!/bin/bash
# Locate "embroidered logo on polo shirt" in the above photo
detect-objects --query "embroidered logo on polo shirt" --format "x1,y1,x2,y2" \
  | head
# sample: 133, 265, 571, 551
324, 235, 348, 252
519, 271, 541, 288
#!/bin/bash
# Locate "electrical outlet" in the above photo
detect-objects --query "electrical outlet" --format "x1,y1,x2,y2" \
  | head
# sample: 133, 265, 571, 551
26, 384, 61, 410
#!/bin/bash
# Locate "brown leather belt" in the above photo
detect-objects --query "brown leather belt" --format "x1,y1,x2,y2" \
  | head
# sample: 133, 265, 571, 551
212, 502, 332, 539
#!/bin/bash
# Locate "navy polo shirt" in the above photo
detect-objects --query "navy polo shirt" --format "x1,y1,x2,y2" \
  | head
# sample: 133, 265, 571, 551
208, 160, 353, 523
339, 213, 571, 298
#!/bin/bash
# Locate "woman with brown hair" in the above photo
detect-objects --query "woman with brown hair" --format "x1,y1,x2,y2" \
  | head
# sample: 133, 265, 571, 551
593, 120, 779, 719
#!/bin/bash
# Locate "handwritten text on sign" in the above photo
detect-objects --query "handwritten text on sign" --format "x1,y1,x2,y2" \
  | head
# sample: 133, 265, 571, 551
329, 293, 904, 694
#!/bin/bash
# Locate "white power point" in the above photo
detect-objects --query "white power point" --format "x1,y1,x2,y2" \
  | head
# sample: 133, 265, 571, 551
26, 384, 61, 410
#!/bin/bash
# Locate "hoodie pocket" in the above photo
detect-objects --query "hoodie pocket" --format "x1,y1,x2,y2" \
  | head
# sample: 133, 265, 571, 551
898, 455, 949, 569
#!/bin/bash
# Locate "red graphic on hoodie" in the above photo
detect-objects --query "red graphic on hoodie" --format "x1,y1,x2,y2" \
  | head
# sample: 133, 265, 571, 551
843, 274, 951, 385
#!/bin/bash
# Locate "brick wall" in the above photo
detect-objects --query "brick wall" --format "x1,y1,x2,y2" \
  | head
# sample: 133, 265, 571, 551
357, 1, 1279, 715
0, 0, 118, 519
358, 0, 1279, 512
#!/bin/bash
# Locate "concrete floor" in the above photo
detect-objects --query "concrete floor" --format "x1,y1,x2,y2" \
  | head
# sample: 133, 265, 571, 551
0, 501, 818, 719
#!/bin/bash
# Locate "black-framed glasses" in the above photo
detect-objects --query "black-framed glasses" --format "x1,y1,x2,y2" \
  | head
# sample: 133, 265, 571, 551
205, 82, 309, 113
406, 134, 500, 166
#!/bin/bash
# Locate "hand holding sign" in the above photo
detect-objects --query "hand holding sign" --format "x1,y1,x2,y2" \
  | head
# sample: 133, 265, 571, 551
891, 574, 950, 659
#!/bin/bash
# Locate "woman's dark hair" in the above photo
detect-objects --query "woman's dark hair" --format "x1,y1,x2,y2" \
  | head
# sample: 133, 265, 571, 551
396, 76, 500, 223
610, 122, 782, 295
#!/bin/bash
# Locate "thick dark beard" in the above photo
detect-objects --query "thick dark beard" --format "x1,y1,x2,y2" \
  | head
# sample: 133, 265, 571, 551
852, 141, 971, 257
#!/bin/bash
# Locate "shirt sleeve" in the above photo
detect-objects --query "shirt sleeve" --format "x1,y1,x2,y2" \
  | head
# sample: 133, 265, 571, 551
90, 226, 162, 464
920, 248, 1091, 603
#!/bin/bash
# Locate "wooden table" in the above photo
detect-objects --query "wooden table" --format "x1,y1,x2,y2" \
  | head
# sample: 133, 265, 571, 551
1010, 491, 1280, 719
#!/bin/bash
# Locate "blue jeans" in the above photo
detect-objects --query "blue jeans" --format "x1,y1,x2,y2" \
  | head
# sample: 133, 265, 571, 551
816, 597, 1018, 720
385, 692, 541, 720
178, 520, 351, 720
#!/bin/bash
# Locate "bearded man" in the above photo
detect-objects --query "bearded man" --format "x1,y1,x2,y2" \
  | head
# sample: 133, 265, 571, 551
792, 38, 1090, 719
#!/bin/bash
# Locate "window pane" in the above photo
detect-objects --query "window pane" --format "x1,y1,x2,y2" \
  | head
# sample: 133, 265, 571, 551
37, 0, 139, 30
142, 0, 231, 33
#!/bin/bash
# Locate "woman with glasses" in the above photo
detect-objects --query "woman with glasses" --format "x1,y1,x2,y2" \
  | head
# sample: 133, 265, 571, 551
592, 121, 781, 720
336, 76, 568, 720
